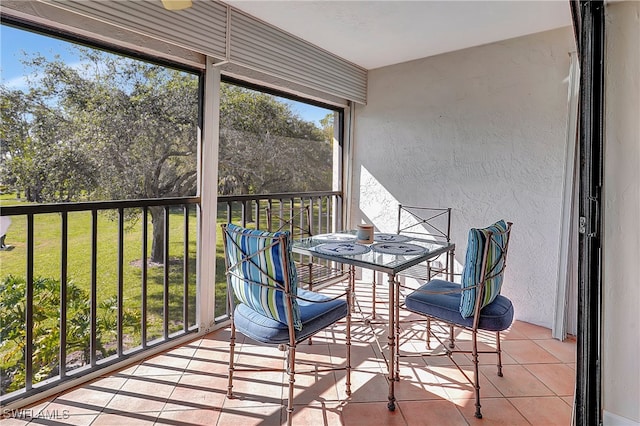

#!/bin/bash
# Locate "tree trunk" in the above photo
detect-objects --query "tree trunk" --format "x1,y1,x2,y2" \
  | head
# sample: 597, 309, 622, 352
245, 201, 254, 224
150, 206, 165, 264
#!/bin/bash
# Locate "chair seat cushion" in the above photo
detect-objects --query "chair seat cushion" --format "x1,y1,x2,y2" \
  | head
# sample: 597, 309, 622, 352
405, 279, 514, 332
234, 288, 348, 344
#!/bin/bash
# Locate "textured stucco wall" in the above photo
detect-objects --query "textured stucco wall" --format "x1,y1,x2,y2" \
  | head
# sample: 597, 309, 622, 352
352, 27, 575, 327
603, 2, 640, 424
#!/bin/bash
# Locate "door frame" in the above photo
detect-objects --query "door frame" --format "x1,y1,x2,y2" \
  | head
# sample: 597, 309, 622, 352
571, 1, 605, 424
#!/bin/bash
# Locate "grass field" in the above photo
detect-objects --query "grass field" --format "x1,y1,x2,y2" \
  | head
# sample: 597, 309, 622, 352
0, 198, 200, 343
1, 195, 333, 319
0, 197, 275, 332
0, 195, 230, 393
0, 195, 332, 392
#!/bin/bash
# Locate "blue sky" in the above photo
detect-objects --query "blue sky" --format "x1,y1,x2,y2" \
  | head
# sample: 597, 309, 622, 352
1, 24, 332, 125
1, 25, 74, 91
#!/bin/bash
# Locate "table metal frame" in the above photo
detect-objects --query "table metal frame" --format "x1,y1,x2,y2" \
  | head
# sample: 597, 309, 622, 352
292, 232, 455, 411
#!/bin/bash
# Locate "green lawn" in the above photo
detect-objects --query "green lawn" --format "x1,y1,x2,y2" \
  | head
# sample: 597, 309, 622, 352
0, 196, 332, 392
0, 201, 199, 344
0, 197, 205, 392
0, 194, 338, 392
0, 192, 29, 204
1, 196, 332, 323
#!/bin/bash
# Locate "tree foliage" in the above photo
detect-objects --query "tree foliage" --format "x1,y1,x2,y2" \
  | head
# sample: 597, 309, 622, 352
3, 48, 200, 202
0, 42, 336, 261
218, 84, 334, 195
1, 47, 199, 261
1, 84, 98, 202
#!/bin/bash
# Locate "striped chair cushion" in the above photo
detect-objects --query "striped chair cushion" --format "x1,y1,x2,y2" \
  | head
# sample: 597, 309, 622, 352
224, 223, 302, 330
459, 220, 508, 318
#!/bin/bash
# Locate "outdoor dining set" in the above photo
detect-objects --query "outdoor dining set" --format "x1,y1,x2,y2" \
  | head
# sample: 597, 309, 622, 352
221, 205, 513, 425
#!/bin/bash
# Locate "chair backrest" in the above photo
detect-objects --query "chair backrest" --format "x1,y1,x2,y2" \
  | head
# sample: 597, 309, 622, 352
267, 205, 313, 239
397, 205, 452, 243
459, 220, 512, 319
221, 223, 302, 330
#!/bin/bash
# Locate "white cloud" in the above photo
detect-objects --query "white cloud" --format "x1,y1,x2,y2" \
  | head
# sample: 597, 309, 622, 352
1, 60, 90, 92
2, 75, 30, 91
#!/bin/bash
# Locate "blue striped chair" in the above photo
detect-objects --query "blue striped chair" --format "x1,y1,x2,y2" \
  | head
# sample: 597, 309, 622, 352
401, 220, 513, 419
221, 223, 352, 425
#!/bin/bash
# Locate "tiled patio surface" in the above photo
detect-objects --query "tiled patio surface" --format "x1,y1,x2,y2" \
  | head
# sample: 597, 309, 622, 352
2, 281, 576, 425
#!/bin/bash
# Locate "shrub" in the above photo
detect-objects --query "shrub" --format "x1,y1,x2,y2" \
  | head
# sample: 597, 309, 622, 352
0, 275, 141, 394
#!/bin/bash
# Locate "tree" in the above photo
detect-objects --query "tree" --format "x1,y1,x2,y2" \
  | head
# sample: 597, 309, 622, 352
68, 51, 199, 262
218, 84, 333, 196
1, 87, 33, 198
1, 48, 198, 263
1, 56, 100, 203
2, 43, 335, 263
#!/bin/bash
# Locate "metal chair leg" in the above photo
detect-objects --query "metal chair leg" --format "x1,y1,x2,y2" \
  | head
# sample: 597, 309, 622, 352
496, 331, 504, 377
372, 271, 377, 319
449, 325, 455, 349
227, 322, 236, 398
472, 329, 482, 419
346, 288, 352, 396
308, 264, 314, 345
286, 345, 296, 426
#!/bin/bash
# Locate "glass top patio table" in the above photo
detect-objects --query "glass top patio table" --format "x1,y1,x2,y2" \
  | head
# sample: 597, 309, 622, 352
293, 230, 456, 412
291, 231, 454, 276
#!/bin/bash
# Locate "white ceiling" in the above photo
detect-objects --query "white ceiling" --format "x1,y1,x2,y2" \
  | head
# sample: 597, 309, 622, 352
222, 0, 573, 70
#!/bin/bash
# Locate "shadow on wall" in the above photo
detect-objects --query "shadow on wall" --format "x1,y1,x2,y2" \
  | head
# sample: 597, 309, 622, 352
357, 165, 463, 275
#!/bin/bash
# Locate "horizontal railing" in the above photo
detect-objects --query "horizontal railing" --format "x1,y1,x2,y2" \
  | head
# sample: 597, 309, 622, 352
0, 197, 198, 215
0, 197, 199, 405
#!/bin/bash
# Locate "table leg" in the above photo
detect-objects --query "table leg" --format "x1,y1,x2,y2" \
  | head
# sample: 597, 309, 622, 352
350, 265, 356, 312
371, 272, 377, 319
448, 248, 455, 281
387, 273, 396, 411
394, 274, 401, 381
